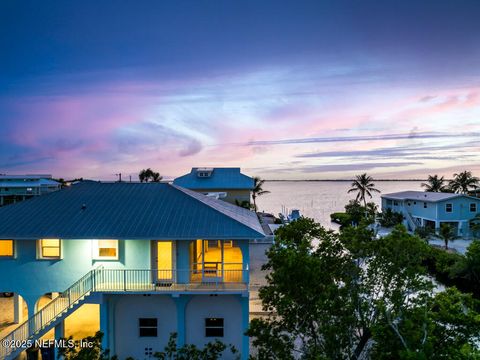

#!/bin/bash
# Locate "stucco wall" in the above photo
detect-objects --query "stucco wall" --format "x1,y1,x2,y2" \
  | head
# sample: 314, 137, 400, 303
113, 295, 178, 359
185, 295, 243, 358
0, 239, 151, 310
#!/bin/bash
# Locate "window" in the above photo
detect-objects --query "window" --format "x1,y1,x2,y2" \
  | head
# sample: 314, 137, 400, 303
139, 318, 157, 337
386, 199, 392, 206
393, 201, 399, 206
424, 202, 427, 208
205, 318, 224, 337
445, 203, 453, 213
0, 240, 14, 257
470, 203, 477, 213
93, 239, 118, 260
39, 239, 61, 259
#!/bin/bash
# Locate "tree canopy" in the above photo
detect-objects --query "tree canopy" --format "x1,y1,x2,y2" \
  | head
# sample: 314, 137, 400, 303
139, 168, 163, 182
248, 218, 480, 359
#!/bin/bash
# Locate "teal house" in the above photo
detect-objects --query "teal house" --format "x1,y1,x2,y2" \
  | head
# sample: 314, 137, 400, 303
0, 181, 264, 360
381, 191, 480, 236
173, 168, 254, 206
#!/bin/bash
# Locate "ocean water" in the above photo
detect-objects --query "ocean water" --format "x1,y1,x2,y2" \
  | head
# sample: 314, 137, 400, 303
256, 180, 423, 230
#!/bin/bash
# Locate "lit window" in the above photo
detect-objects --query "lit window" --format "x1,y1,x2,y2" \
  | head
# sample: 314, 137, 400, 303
139, 318, 157, 337
93, 239, 118, 259
470, 203, 477, 212
0, 240, 14, 257
205, 318, 224, 337
39, 239, 61, 259
445, 203, 453, 213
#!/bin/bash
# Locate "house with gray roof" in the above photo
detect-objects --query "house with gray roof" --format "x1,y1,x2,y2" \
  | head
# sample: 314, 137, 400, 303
0, 181, 264, 360
173, 168, 254, 206
381, 191, 480, 237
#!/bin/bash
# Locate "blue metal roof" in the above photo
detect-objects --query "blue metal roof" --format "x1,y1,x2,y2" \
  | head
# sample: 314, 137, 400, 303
0, 181, 264, 240
173, 168, 254, 190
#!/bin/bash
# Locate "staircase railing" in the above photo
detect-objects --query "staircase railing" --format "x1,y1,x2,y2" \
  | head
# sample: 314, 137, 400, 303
404, 211, 420, 231
0, 266, 103, 359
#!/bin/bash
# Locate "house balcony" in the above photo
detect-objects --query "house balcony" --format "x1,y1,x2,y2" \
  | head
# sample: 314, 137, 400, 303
93, 267, 248, 293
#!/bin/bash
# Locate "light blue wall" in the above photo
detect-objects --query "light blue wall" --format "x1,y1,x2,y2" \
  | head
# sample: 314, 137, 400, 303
382, 196, 480, 221
436, 197, 480, 221
0, 239, 250, 313
0, 239, 150, 312
404, 200, 438, 219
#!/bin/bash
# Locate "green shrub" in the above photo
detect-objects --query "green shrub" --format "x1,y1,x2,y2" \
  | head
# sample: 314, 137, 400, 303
423, 245, 478, 298
377, 208, 404, 227
330, 212, 351, 226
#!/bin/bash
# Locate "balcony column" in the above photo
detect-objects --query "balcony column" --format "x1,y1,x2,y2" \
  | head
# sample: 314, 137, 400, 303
238, 241, 250, 284
100, 296, 110, 354
54, 320, 65, 359
13, 293, 23, 324
240, 295, 249, 360
173, 295, 191, 347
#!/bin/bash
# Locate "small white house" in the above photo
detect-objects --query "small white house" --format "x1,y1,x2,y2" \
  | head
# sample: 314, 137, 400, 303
381, 191, 480, 237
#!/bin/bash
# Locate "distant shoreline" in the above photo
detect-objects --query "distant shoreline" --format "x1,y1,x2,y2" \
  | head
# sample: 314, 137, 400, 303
264, 179, 427, 182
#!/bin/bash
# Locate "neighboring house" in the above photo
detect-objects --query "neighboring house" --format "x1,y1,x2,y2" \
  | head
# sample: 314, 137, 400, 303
381, 191, 480, 236
0, 181, 264, 360
173, 168, 254, 206
0, 174, 61, 206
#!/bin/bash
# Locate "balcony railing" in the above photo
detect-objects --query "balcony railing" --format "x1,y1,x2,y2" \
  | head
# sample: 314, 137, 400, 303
94, 268, 248, 292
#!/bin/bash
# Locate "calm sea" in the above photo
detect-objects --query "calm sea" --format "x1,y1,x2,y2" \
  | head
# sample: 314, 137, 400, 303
256, 180, 423, 230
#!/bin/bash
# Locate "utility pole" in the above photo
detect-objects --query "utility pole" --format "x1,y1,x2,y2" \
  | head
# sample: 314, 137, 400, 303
115, 173, 122, 182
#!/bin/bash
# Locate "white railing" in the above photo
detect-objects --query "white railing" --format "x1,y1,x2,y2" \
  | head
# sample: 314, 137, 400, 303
404, 212, 419, 231
0, 266, 248, 359
0, 267, 102, 359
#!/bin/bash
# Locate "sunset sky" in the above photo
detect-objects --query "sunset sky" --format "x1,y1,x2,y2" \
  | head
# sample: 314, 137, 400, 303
1, 0, 480, 180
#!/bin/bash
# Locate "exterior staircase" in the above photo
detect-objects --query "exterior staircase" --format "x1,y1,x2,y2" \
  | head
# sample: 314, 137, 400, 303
0, 266, 247, 360
0, 267, 103, 360
404, 211, 421, 232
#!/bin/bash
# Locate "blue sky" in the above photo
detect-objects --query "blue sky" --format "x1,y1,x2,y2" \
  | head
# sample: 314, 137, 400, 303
1, 0, 480, 180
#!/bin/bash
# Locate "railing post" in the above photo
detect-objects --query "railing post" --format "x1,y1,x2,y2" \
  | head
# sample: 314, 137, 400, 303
123, 270, 127, 291
92, 269, 96, 291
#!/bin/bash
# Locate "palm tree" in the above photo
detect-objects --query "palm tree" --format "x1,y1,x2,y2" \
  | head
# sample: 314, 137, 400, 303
252, 177, 270, 212
439, 223, 458, 250
449, 171, 479, 194
151, 171, 163, 182
348, 173, 381, 207
235, 199, 252, 210
422, 175, 447, 192
139, 168, 163, 182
